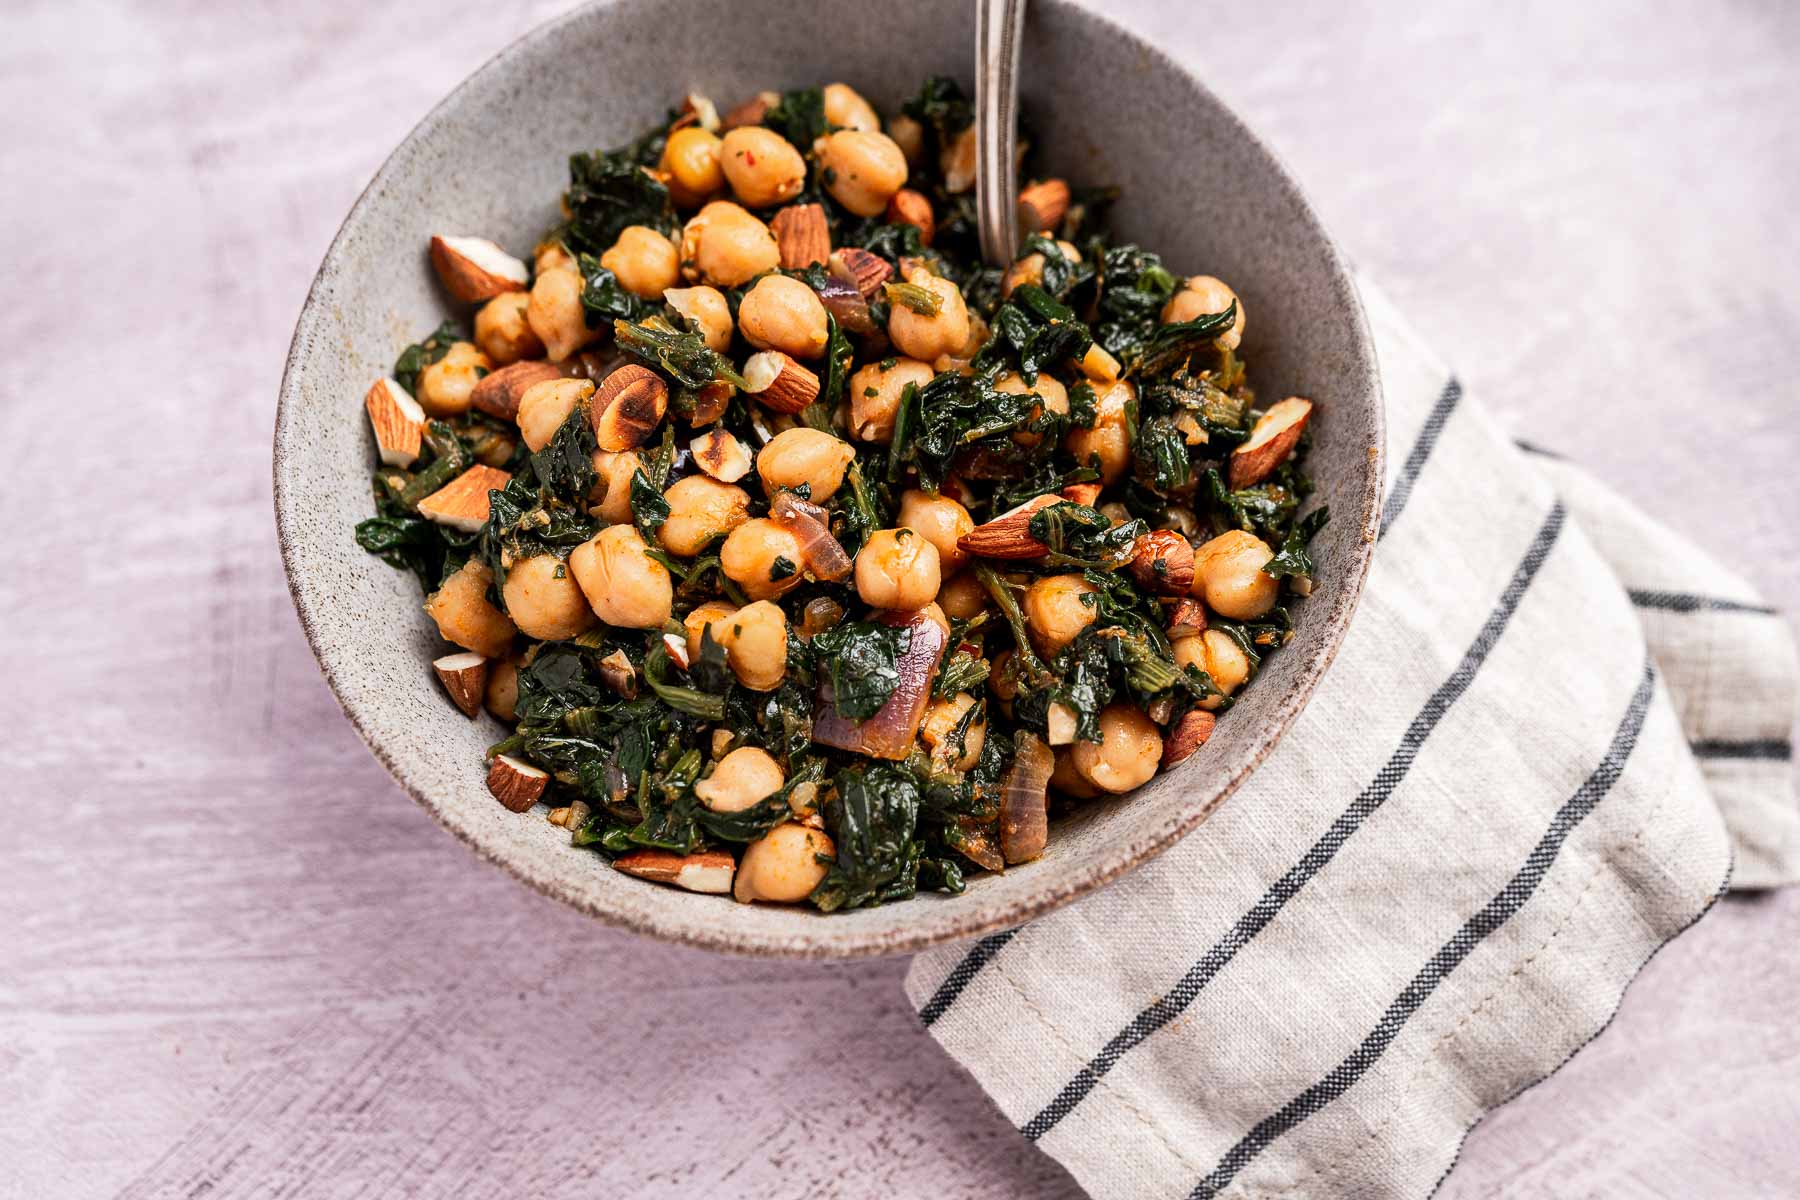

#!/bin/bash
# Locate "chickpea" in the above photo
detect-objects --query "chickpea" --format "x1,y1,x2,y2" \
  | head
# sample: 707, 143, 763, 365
887, 270, 970, 362
756, 427, 854, 502
734, 821, 833, 904
694, 745, 784, 812
855, 527, 941, 610
996, 370, 1069, 447
1050, 747, 1100, 799
663, 285, 734, 354
500, 554, 596, 641
738, 274, 829, 359
887, 113, 926, 165
936, 570, 989, 620
415, 341, 491, 418
815, 130, 908, 217
823, 82, 881, 132
897, 488, 974, 572
588, 449, 643, 524
681, 200, 780, 287
714, 599, 790, 691
535, 240, 576, 276
849, 357, 933, 442
568, 524, 673, 630
526, 266, 595, 362
1161, 274, 1245, 351
516, 377, 593, 451
661, 126, 724, 204
1071, 704, 1164, 794
720, 517, 806, 601
474, 292, 544, 365
720, 127, 806, 208
684, 599, 739, 662
1063, 378, 1135, 485
1193, 530, 1279, 619
659, 474, 751, 557
485, 655, 521, 722
1000, 240, 1082, 298
425, 559, 516, 659
921, 692, 986, 771
600, 225, 681, 301
1024, 573, 1097, 656
1176, 629, 1252, 709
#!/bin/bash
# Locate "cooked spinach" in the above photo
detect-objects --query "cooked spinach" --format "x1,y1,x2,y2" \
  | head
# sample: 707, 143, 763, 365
1264, 507, 1330, 579
763, 86, 831, 148
811, 619, 914, 721
564, 142, 676, 255
578, 253, 650, 325
811, 763, 923, 912
614, 316, 748, 389
393, 320, 462, 395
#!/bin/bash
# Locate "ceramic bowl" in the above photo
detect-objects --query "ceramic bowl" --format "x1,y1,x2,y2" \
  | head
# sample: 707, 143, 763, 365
274, 0, 1383, 957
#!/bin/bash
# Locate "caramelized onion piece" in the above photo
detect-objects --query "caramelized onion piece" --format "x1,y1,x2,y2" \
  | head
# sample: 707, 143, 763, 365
999, 731, 1053, 865
820, 264, 877, 334
956, 817, 1005, 874
771, 490, 852, 581
812, 610, 948, 760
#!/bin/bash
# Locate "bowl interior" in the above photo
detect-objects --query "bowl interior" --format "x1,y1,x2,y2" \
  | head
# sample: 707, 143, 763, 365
275, 0, 1382, 957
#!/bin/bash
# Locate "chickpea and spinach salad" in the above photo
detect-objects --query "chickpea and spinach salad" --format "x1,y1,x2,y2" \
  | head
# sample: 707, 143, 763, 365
353, 77, 1326, 912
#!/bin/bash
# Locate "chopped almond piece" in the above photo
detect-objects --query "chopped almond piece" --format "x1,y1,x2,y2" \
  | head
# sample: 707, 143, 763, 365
1059, 482, 1102, 507
956, 494, 1060, 560
885, 189, 935, 245
1165, 598, 1208, 641
771, 203, 831, 269
829, 248, 892, 299
1161, 710, 1217, 768
470, 360, 561, 420
429, 236, 529, 303
432, 651, 488, 717
487, 754, 548, 812
691, 427, 753, 482
614, 849, 737, 895
365, 378, 426, 467
741, 351, 820, 414
417, 465, 512, 534
1229, 397, 1313, 489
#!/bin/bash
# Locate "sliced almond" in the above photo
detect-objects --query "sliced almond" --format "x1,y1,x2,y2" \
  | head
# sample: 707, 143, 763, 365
417, 465, 512, 534
830, 248, 893, 299
1017, 178, 1071, 234
1229, 397, 1313, 489
591, 364, 670, 451
1045, 701, 1079, 746
599, 649, 638, 699
956, 494, 1060, 560
885, 188, 935, 246
487, 753, 548, 812
430, 236, 529, 303
691, 427, 753, 482
614, 848, 736, 895
721, 90, 779, 130
662, 631, 692, 671
432, 651, 488, 718
1165, 598, 1208, 641
470, 360, 562, 420
1076, 342, 1121, 383
1059, 482, 1102, 507
771, 203, 830, 269
1161, 709, 1217, 769
365, 378, 426, 467
742, 351, 820, 414
1129, 530, 1196, 596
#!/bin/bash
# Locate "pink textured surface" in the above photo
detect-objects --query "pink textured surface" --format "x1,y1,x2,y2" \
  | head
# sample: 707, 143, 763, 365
3, 2, 1795, 1197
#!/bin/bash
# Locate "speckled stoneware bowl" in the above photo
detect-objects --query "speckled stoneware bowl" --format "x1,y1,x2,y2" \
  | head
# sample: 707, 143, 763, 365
275, 0, 1383, 957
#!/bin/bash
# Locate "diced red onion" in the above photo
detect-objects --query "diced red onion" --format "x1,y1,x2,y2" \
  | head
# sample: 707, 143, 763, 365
772, 491, 852, 582
820, 267, 877, 334
812, 610, 948, 760
999, 732, 1053, 864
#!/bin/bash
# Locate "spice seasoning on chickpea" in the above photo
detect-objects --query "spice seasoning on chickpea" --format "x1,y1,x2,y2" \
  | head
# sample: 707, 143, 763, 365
354, 75, 1329, 914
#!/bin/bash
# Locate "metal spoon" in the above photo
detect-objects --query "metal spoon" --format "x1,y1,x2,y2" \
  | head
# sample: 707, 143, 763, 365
974, 0, 1027, 266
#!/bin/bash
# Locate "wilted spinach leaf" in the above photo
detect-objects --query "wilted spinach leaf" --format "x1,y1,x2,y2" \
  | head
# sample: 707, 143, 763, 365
1265, 506, 1330, 579
811, 763, 923, 912
578, 253, 650, 325
614, 316, 748, 389
811, 620, 913, 721
393, 320, 461, 395
1090, 243, 1178, 368
564, 144, 676, 255
629, 468, 670, 539
764, 86, 831, 147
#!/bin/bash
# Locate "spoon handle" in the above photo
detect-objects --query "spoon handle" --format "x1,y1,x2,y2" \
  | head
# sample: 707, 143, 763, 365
974, 0, 1027, 267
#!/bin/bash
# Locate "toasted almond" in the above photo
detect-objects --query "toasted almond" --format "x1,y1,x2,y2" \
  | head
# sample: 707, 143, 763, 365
1161, 709, 1217, 769
599, 648, 638, 699
470, 359, 562, 420
680, 92, 721, 132
691, 427, 753, 482
365, 378, 426, 467
1147, 695, 1176, 725
771, 203, 831, 269
1045, 701, 1079, 746
487, 753, 548, 812
830, 248, 893, 299
417, 465, 512, 534
721, 90, 779, 130
546, 799, 592, 829
662, 631, 692, 670
1174, 412, 1209, 446
688, 378, 735, 426
1229, 397, 1314, 489
432, 651, 488, 717
1076, 342, 1121, 383
1059, 482, 1102, 507
1129, 530, 1196, 596
1017, 178, 1071, 234
956, 494, 1060, 560
885, 188, 935, 245
591, 364, 670, 451
1165, 598, 1208, 641
741, 351, 820, 414
430, 236, 529, 303
614, 848, 737, 895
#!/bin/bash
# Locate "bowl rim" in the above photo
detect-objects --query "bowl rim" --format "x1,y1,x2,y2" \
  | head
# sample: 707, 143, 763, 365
274, 0, 1384, 958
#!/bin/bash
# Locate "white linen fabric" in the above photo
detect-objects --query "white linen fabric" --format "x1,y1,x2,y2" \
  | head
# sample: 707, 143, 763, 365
903, 280, 1798, 1199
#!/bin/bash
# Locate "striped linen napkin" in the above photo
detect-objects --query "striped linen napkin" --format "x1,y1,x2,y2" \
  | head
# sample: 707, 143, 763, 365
903, 280, 1799, 1199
